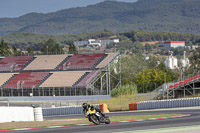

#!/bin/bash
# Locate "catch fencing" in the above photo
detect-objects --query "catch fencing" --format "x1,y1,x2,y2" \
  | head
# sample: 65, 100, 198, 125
42, 104, 99, 116
137, 97, 200, 110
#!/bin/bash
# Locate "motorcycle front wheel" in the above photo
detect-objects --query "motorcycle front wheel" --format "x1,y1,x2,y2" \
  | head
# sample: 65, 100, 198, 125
89, 114, 100, 125
105, 117, 111, 124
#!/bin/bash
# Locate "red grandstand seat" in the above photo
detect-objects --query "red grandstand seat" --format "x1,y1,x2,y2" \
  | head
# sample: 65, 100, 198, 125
0, 56, 33, 71
189, 77, 193, 82
174, 83, 179, 88
4, 72, 49, 88
194, 76, 198, 80
179, 81, 183, 86
184, 79, 188, 84
77, 70, 100, 87
169, 85, 174, 89
60, 53, 105, 69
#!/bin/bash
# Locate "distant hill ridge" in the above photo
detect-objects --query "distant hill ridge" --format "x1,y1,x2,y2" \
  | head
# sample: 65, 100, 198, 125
0, 0, 200, 36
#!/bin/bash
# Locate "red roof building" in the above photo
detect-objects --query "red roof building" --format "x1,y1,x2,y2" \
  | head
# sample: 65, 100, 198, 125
159, 41, 185, 50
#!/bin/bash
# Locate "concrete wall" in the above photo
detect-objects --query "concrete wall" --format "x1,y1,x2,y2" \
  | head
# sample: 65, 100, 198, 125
43, 104, 99, 116
0, 107, 34, 123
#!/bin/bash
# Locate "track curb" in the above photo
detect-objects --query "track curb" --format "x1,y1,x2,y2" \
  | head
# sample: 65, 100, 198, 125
0, 114, 190, 132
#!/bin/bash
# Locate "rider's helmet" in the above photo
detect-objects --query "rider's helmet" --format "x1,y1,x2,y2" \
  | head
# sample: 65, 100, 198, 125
90, 105, 95, 111
82, 103, 88, 109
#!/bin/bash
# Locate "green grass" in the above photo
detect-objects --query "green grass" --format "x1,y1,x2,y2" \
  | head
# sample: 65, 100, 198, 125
90, 94, 150, 111
178, 94, 200, 99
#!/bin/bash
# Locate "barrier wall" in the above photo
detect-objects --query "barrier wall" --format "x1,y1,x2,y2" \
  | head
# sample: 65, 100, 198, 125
42, 104, 100, 116
137, 98, 200, 110
34, 107, 43, 121
129, 102, 137, 110
0, 107, 34, 123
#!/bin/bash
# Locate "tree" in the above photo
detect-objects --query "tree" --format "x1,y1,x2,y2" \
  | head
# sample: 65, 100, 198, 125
145, 43, 152, 53
0, 40, 11, 55
53, 43, 64, 54
68, 43, 78, 54
135, 68, 175, 92
12, 46, 24, 56
189, 48, 200, 72
132, 41, 144, 53
12, 46, 18, 55
40, 38, 63, 54
27, 47, 34, 54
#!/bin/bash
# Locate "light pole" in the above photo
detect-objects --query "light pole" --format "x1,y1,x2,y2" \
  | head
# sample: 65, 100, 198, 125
164, 71, 167, 99
46, 46, 48, 55
180, 66, 184, 81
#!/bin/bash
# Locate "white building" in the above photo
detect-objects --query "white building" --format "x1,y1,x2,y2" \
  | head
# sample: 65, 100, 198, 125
74, 39, 119, 47
159, 41, 185, 50
88, 39, 101, 47
179, 51, 190, 68
165, 52, 178, 69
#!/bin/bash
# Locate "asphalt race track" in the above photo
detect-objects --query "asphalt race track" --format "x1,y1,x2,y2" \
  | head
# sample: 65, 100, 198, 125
6, 108, 200, 133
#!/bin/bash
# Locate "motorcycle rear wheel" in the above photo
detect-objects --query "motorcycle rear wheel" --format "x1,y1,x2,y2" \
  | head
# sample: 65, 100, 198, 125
89, 114, 100, 125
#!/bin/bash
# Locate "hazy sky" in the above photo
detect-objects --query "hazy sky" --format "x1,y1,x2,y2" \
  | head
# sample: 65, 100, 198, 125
0, 0, 137, 18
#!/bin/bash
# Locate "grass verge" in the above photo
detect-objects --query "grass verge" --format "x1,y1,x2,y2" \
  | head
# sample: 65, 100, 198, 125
0, 114, 180, 130
90, 94, 150, 111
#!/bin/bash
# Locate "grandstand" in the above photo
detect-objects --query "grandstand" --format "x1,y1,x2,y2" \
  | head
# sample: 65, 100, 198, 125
24, 55, 69, 70
0, 56, 34, 72
59, 53, 107, 70
148, 72, 200, 100
40, 71, 89, 87
166, 73, 200, 98
0, 52, 120, 97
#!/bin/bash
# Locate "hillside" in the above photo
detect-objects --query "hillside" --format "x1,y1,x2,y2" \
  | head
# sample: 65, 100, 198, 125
0, 0, 200, 36
2, 30, 200, 51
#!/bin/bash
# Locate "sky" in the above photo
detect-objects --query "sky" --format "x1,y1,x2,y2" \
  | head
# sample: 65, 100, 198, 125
0, 0, 137, 18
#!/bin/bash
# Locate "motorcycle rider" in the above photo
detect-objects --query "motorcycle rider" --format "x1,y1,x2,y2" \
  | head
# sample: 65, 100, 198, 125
82, 103, 105, 118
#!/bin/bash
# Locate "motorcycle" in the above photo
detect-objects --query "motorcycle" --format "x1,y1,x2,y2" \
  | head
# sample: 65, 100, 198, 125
84, 106, 110, 125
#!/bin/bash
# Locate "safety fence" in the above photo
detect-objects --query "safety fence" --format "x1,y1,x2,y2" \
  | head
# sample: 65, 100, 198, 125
137, 97, 200, 110
42, 104, 99, 116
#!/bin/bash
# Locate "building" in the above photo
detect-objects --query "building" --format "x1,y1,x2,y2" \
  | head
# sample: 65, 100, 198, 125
179, 51, 190, 69
159, 41, 185, 50
88, 39, 102, 47
165, 52, 178, 69
74, 39, 119, 47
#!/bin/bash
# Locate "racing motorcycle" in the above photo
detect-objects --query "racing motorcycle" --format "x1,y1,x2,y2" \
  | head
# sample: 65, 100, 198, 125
83, 104, 110, 125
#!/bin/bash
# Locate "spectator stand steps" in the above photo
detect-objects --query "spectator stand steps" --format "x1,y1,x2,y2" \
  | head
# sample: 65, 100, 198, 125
56, 56, 72, 70
0, 73, 18, 88
72, 72, 90, 87
20, 57, 36, 71
3, 72, 50, 89
77, 70, 101, 87
36, 73, 53, 88
0, 56, 34, 72
92, 54, 108, 69
59, 53, 105, 70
